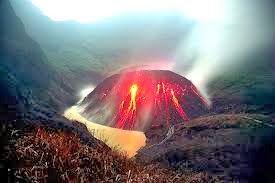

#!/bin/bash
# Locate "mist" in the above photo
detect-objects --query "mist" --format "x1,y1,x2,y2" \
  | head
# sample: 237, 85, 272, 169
172, 0, 275, 102
24, 0, 275, 103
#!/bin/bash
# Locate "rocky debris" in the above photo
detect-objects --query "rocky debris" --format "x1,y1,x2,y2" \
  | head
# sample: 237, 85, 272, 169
136, 114, 275, 182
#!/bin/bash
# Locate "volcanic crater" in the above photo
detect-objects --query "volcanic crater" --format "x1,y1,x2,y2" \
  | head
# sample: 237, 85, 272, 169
78, 70, 208, 131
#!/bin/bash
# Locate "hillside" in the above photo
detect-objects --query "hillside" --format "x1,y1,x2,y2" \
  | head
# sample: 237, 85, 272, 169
208, 54, 275, 118
136, 114, 275, 182
0, 0, 76, 119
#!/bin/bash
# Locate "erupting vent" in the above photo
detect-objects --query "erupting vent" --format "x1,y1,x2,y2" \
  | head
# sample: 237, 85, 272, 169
79, 70, 208, 131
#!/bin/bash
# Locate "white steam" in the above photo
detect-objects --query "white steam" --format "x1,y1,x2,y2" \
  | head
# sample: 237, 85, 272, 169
78, 85, 95, 102
173, 0, 275, 102
31, 0, 275, 103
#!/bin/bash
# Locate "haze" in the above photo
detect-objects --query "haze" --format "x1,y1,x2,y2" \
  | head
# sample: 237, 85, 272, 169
31, 0, 227, 23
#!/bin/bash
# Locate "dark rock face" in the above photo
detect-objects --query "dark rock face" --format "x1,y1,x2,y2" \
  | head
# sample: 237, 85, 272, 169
136, 114, 275, 182
79, 70, 208, 131
0, 0, 74, 120
0, 0, 104, 155
208, 54, 275, 118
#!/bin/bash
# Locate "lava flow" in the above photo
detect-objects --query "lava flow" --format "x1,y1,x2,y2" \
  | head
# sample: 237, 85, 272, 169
79, 70, 208, 131
116, 84, 138, 129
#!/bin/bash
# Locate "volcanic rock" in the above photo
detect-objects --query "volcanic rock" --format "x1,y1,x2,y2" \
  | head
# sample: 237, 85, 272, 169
136, 114, 275, 182
0, 0, 75, 120
79, 70, 208, 131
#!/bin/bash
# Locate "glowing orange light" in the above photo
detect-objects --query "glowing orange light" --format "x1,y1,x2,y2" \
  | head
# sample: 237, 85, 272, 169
162, 82, 170, 126
171, 90, 175, 96
156, 84, 161, 94
171, 89, 189, 121
114, 80, 205, 129
116, 84, 138, 129
128, 84, 138, 111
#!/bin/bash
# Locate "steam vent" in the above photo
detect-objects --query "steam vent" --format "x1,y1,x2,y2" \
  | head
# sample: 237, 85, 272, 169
79, 70, 208, 131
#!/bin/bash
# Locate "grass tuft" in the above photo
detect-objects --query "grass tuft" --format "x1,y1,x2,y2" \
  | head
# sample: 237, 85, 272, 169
2, 122, 220, 182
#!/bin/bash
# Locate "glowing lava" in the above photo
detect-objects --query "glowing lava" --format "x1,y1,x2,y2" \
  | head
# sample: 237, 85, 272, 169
171, 89, 189, 121
129, 84, 138, 112
115, 81, 193, 129
116, 84, 138, 129
79, 70, 208, 131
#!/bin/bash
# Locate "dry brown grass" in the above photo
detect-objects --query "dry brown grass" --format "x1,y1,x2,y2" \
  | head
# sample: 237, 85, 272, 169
2, 122, 220, 183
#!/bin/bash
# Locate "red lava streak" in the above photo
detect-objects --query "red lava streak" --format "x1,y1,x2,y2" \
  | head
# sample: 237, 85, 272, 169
117, 82, 191, 128
80, 70, 208, 131
171, 90, 189, 121
117, 82, 190, 128
116, 84, 138, 129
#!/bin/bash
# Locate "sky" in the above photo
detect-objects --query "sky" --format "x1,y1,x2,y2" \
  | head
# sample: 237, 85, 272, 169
30, 0, 275, 102
30, 0, 229, 23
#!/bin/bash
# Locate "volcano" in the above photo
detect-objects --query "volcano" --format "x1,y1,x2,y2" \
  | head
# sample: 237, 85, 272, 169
78, 70, 208, 131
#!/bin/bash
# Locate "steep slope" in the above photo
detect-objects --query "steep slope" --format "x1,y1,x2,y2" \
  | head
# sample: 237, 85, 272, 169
0, 0, 74, 119
0, 2, 112, 175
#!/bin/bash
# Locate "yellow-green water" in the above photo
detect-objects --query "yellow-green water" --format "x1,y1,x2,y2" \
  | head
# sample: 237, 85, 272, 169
63, 106, 146, 157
